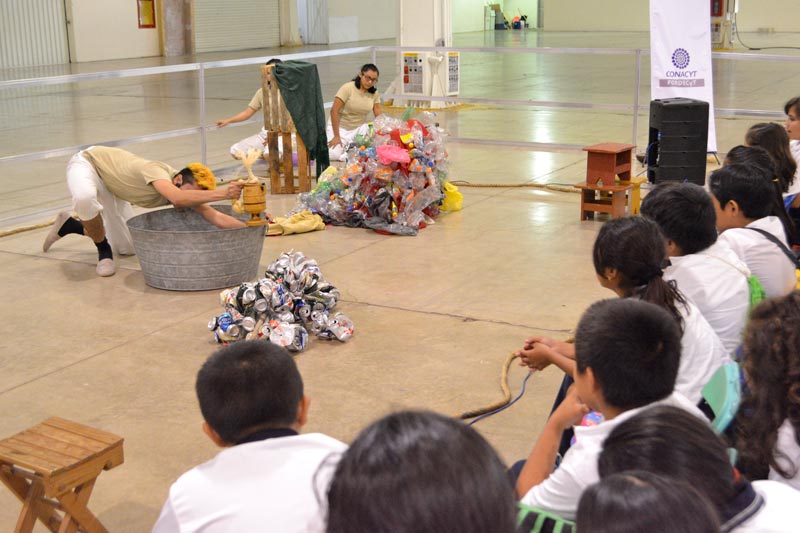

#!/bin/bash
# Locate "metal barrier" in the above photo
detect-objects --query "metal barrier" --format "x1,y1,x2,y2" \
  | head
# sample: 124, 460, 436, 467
0, 45, 797, 165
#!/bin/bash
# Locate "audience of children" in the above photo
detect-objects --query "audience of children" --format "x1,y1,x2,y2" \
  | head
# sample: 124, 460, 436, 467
640, 181, 752, 354
575, 471, 720, 533
147, 110, 800, 531
515, 298, 705, 520
152, 340, 346, 532
709, 156, 797, 298
599, 405, 800, 531
736, 292, 800, 491
325, 410, 518, 533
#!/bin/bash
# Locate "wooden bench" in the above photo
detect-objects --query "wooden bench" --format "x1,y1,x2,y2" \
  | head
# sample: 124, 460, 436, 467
0, 417, 124, 533
262, 64, 312, 195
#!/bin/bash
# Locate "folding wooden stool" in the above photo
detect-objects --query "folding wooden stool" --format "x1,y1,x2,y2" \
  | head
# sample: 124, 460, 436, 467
262, 64, 312, 194
0, 417, 124, 533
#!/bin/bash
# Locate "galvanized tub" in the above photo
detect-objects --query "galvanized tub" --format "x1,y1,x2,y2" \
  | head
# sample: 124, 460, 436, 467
127, 206, 264, 291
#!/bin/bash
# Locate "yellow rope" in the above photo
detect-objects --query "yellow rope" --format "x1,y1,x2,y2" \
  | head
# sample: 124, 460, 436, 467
449, 180, 580, 194
458, 352, 520, 420
0, 220, 54, 238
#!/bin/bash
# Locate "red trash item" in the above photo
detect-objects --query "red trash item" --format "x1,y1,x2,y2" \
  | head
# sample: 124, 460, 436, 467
376, 144, 411, 165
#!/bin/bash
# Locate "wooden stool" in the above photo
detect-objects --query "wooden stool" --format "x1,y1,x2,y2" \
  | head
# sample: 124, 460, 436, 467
583, 142, 636, 186
575, 182, 634, 220
0, 417, 124, 533
262, 64, 312, 194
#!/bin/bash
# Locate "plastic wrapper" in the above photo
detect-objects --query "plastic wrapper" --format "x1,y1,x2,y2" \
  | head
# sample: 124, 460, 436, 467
291, 110, 452, 234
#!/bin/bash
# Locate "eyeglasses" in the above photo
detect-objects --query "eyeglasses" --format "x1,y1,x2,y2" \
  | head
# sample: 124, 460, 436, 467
362, 74, 378, 83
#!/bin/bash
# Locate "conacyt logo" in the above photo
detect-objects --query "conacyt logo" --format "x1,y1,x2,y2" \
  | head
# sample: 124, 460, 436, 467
671, 48, 691, 69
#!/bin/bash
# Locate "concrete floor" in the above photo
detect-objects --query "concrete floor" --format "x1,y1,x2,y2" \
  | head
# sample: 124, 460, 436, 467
0, 30, 798, 530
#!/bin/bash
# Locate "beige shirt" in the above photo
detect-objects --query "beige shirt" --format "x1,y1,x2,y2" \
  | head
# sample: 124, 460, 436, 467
83, 146, 177, 208
334, 81, 379, 130
247, 88, 264, 112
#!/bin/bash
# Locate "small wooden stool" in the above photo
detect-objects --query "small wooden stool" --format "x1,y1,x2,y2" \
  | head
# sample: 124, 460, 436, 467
0, 417, 124, 533
262, 64, 312, 195
575, 182, 634, 220
583, 142, 635, 186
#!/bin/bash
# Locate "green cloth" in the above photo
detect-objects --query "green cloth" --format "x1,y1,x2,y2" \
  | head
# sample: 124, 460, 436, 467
274, 61, 330, 176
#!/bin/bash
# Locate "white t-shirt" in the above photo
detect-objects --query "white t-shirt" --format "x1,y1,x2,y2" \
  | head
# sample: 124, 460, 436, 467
769, 419, 800, 491
519, 392, 705, 520
786, 140, 800, 197
152, 433, 346, 533
675, 301, 730, 404
733, 479, 800, 532
664, 240, 751, 355
718, 216, 796, 299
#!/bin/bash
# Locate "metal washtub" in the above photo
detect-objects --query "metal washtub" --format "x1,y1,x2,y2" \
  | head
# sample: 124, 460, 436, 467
127, 206, 264, 291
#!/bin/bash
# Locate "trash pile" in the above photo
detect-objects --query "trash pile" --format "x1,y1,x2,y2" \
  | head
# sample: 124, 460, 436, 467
208, 250, 353, 352
292, 111, 461, 236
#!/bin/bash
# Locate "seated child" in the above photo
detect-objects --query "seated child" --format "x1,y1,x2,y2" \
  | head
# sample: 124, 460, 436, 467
152, 340, 346, 532
520, 216, 729, 404
745, 123, 798, 200
784, 97, 800, 185
736, 291, 800, 491
599, 405, 800, 532
641, 181, 752, 355
326, 410, 517, 533
516, 298, 706, 520
709, 152, 796, 298
576, 471, 720, 533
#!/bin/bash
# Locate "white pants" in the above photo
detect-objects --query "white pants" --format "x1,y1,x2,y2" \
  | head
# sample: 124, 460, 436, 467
66, 151, 136, 255
229, 128, 284, 159
326, 123, 371, 162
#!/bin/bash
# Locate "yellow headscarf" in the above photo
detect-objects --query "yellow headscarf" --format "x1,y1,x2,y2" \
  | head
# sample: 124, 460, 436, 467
186, 163, 217, 190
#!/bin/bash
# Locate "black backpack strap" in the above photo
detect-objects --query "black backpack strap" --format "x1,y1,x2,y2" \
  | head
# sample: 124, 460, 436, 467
744, 227, 800, 268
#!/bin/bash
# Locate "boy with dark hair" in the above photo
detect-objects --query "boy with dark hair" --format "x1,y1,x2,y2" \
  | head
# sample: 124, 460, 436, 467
599, 406, 800, 531
641, 182, 751, 354
516, 298, 705, 520
709, 159, 797, 298
153, 341, 345, 532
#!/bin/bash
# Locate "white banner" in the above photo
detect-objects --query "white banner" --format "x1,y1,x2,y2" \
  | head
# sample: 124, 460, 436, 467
650, 0, 717, 152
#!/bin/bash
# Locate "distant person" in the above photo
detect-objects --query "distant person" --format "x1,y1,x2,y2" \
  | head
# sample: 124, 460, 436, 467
327, 64, 382, 162
43, 146, 244, 277
326, 410, 517, 533
153, 341, 346, 532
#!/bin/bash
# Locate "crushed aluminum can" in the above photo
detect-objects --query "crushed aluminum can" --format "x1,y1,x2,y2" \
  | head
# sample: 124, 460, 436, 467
288, 325, 309, 352
241, 316, 257, 332
241, 286, 257, 306
253, 298, 269, 313
327, 312, 354, 342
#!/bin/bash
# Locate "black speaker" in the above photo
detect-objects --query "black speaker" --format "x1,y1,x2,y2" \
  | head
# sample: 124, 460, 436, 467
646, 98, 709, 185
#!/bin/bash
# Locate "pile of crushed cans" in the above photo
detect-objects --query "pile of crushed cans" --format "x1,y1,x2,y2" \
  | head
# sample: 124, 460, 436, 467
208, 250, 354, 352
291, 111, 452, 236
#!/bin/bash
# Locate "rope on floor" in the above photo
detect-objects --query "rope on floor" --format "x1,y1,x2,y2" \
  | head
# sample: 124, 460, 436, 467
458, 352, 520, 420
449, 180, 580, 194
0, 220, 54, 238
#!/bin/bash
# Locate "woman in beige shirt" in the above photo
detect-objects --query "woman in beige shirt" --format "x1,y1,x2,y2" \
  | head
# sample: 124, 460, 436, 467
327, 64, 382, 162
